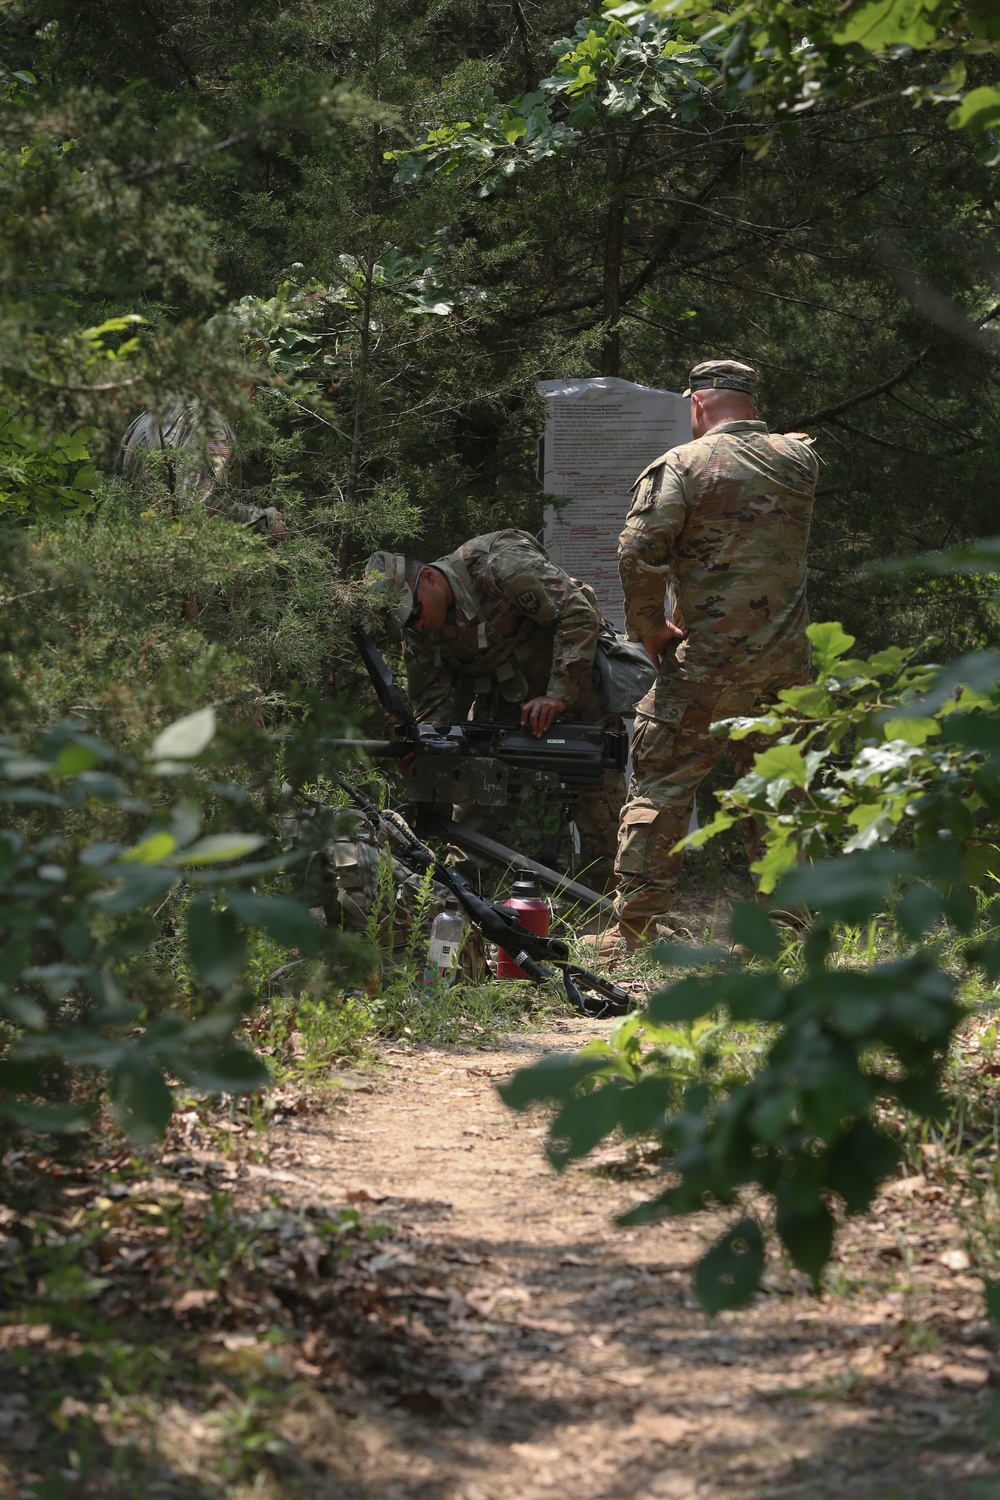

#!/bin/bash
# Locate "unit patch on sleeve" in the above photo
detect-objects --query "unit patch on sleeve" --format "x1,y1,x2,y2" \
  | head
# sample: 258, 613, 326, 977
516, 588, 541, 615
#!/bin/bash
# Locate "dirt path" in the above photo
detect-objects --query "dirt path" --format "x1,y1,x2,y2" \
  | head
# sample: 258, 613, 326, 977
255, 1020, 1000, 1500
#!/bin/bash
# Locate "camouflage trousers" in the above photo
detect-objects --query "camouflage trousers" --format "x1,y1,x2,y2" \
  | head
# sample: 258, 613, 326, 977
614, 674, 786, 929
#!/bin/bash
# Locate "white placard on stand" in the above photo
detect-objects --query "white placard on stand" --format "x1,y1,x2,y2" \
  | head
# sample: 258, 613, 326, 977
539, 376, 691, 630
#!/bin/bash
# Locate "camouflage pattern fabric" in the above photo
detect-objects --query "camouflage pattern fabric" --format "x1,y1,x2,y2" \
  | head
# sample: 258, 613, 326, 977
403, 529, 624, 888
614, 419, 818, 927
318, 825, 488, 978
119, 404, 271, 529
403, 529, 605, 721
615, 680, 781, 928
619, 419, 818, 674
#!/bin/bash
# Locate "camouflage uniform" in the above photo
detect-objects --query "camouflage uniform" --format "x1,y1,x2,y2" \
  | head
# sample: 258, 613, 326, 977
403, 529, 625, 889
615, 379, 819, 929
119, 404, 275, 530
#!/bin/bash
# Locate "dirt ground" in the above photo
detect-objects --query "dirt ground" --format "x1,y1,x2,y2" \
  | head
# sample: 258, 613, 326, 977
251, 1018, 1000, 1500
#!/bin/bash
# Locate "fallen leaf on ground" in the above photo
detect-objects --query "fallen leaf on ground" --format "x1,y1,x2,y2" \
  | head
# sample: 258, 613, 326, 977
629, 1408, 695, 1444
172, 1288, 219, 1316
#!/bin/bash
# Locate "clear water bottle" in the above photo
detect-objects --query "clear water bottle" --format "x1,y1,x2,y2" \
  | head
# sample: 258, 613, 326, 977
423, 898, 466, 996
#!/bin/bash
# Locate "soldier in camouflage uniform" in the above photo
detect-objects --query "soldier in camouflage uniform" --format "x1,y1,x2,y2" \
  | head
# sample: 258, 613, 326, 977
366, 530, 625, 890
119, 404, 287, 537
597, 359, 819, 951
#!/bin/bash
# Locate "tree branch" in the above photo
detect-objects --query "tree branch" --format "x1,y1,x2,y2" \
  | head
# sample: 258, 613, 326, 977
789, 350, 929, 428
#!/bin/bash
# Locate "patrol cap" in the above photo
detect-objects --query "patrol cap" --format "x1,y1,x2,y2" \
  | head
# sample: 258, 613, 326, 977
682, 359, 757, 398
363, 550, 425, 626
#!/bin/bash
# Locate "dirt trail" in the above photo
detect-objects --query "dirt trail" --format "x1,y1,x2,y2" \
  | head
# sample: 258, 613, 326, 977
271, 1020, 998, 1499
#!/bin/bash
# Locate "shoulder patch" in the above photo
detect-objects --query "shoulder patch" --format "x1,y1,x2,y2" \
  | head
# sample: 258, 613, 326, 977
516, 587, 541, 615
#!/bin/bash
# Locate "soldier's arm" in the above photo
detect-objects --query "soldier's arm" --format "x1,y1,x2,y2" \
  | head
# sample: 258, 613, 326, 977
402, 637, 461, 723
494, 544, 599, 708
618, 454, 688, 643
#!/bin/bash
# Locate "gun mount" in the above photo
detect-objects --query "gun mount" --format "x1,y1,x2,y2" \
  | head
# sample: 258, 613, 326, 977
344, 621, 627, 808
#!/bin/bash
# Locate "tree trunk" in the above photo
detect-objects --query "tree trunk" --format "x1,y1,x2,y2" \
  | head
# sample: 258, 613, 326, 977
338, 122, 381, 576
601, 187, 626, 377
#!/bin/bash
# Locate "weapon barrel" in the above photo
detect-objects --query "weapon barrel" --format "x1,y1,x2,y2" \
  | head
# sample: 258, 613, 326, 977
322, 738, 408, 756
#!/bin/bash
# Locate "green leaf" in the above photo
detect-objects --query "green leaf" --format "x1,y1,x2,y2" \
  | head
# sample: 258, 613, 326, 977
224, 890, 320, 954
896, 883, 944, 941
54, 743, 100, 775
752, 743, 810, 791
164, 833, 267, 867
728, 901, 782, 960
694, 1218, 764, 1315
826, 1123, 901, 1215
186, 895, 247, 991
833, 0, 939, 50
0, 1100, 93, 1133
0, 995, 46, 1029
182, 1045, 270, 1094
89, 867, 178, 914
775, 1197, 834, 1286
807, 621, 856, 677
949, 85, 1000, 133
943, 712, 1000, 753
111, 1056, 173, 1143
499, 1052, 606, 1110
881, 717, 939, 745
984, 1278, 1000, 1326
777, 850, 914, 924
0, 935, 30, 983
149, 706, 216, 761
120, 831, 178, 864
646, 974, 715, 1024
775, 684, 833, 716
750, 837, 803, 896
547, 1081, 628, 1168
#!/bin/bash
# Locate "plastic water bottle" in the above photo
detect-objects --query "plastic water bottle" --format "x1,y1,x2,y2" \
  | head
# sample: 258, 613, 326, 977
497, 871, 550, 980
423, 898, 466, 996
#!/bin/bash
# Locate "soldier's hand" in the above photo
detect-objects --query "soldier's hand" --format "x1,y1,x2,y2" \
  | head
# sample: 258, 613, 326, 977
264, 506, 288, 541
643, 621, 687, 669
521, 696, 567, 737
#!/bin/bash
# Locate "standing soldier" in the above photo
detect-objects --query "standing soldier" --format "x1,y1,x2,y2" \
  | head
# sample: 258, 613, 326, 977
595, 359, 819, 953
365, 530, 625, 891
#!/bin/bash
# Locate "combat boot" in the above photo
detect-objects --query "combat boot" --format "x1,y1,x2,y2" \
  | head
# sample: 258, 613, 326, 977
582, 920, 652, 958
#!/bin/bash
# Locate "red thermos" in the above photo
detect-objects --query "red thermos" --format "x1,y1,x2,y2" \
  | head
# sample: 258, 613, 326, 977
497, 871, 550, 979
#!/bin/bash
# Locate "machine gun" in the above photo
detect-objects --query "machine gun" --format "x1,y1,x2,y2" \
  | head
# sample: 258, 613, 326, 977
316, 771, 634, 1019
328, 623, 626, 912
339, 622, 627, 808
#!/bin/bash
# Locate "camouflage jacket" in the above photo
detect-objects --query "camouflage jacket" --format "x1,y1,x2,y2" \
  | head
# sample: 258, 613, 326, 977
619, 419, 818, 678
404, 529, 602, 722
119, 405, 268, 528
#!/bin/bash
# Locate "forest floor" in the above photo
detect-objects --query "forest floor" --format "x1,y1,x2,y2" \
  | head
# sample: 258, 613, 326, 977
7, 1004, 1000, 1499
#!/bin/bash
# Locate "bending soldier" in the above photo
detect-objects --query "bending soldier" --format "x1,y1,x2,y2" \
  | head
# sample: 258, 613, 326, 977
365, 530, 625, 891
595, 359, 819, 953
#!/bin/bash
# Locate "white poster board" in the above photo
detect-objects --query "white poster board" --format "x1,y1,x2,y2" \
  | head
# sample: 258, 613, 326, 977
540, 377, 691, 630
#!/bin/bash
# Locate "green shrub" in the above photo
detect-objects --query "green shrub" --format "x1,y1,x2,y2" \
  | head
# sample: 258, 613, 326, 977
502, 604, 1000, 1312
0, 705, 371, 1147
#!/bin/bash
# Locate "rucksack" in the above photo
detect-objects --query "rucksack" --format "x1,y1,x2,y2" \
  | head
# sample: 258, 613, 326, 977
591, 629, 657, 715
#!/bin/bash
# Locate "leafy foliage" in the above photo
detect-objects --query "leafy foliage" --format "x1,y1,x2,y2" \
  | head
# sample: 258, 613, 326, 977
0, 709, 360, 1145
502, 601, 1000, 1311
390, 14, 727, 191
619, 0, 1000, 152
0, 411, 99, 518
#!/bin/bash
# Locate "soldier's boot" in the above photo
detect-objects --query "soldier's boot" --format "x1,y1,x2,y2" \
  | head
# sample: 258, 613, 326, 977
582, 918, 653, 958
